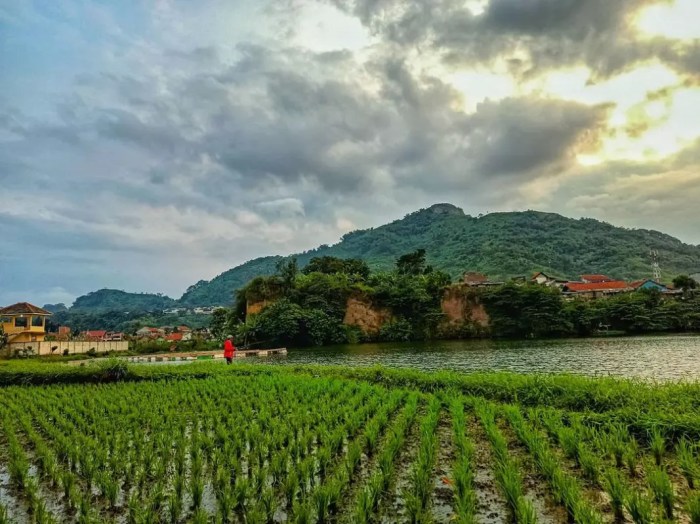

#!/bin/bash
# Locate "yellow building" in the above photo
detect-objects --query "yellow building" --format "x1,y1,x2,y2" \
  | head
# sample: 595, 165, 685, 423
0, 302, 52, 343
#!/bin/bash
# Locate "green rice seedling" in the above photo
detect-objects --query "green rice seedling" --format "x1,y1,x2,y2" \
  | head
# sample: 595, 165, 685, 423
291, 500, 312, 524
607, 424, 629, 468
32, 498, 54, 524
100, 472, 120, 509
623, 440, 639, 478
578, 444, 601, 483
314, 485, 331, 524
325, 478, 342, 516
496, 461, 525, 514
648, 466, 674, 519
284, 469, 300, 509
216, 485, 234, 523
261, 488, 276, 524
687, 492, 700, 524
0, 504, 8, 524
191, 508, 209, 524
61, 469, 75, 499
649, 427, 665, 466
354, 487, 373, 524
558, 426, 580, 462
345, 440, 363, 477
191, 476, 205, 510
167, 492, 182, 524
365, 421, 381, 457
625, 490, 654, 524
602, 469, 626, 522
516, 499, 538, 524
677, 438, 699, 489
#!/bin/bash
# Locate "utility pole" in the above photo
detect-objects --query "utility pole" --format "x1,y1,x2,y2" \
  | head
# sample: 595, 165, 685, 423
650, 250, 661, 282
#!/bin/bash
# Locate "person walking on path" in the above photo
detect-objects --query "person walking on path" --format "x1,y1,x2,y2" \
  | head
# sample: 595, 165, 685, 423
223, 336, 236, 365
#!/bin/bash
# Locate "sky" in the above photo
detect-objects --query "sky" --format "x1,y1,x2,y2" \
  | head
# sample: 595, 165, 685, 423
1, 0, 699, 306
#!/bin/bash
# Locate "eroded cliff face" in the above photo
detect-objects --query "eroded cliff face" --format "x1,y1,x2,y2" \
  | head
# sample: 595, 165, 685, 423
246, 300, 273, 316
343, 297, 393, 334
441, 285, 490, 327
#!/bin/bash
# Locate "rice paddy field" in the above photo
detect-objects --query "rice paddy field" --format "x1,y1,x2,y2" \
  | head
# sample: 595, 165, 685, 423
2, 361, 700, 523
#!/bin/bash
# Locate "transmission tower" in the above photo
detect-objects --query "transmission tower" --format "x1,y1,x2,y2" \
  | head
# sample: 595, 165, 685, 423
650, 250, 661, 282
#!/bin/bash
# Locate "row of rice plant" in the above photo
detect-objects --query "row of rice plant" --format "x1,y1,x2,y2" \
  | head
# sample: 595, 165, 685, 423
536, 404, 700, 524
473, 399, 537, 523
352, 392, 420, 523
449, 397, 477, 524
403, 396, 442, 524
503, 405, 604, 524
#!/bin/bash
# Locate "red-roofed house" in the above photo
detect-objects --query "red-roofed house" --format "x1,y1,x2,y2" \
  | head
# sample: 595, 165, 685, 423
83, 330, 107, 341
580, 274, 614, 284
562, 280, 631, 299
165, 333, 183, 342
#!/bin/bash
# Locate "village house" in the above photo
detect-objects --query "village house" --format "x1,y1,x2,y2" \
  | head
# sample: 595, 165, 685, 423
0, 302, 52, 343
531, 272, 567, 287
629, 280, 681, 295
80, 330, 125, 342
562, 280, 632, 299
83, 330, 107, 341
135, 326, 164, 338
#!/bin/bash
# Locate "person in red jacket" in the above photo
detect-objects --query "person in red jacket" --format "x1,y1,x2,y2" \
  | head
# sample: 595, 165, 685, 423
223, 335, 236, 365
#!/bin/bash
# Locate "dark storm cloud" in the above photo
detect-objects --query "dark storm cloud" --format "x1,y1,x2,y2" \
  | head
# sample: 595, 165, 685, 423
6, 43, 608, 207
465, 98, 608, 177
330, 0, 699, 79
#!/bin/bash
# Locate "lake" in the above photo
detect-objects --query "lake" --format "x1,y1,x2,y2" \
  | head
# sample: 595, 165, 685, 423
273, 335, 700, 381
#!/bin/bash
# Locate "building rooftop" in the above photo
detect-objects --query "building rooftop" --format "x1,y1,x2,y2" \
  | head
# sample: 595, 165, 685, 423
0, 302, 53, 316
564, 281, 630, 292
580, 274, 614, 283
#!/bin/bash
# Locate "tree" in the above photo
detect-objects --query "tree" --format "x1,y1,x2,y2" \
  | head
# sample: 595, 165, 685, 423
396, 249, 429, 276
276, 258, 299, 294
210, 308, 228, 340
673, 275, 698, 292
0, 325, 7, 351
303, 256, 370, 279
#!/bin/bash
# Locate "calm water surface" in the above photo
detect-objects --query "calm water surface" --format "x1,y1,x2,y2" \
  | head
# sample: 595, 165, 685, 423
271, 335, 700, 381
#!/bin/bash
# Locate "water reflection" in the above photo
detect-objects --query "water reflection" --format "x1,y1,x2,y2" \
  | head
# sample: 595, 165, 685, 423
272, 335, 700, 381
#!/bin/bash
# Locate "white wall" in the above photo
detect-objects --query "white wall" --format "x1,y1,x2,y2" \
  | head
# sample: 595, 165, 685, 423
8, 341, 130, 356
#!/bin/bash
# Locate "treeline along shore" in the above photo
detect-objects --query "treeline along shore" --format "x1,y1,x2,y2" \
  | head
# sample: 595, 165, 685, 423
209, 251, 700, 349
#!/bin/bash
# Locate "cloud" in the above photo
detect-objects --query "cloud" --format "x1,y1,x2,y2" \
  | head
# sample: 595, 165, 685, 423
330, 0, 700, 79
0, 0, 698, 305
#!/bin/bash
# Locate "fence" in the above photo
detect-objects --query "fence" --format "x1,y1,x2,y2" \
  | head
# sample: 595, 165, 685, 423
6, 340, 130, 357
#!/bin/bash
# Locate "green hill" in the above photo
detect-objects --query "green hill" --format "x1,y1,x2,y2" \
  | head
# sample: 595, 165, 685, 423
65, 204, 700, 309
70, 289, 176, 312
177, 204, 700, 306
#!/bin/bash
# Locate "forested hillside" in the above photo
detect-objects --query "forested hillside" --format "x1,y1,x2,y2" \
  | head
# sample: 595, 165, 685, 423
70, 289, 176, 312
181, 204, 700, 305
58, 204, 700, 310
